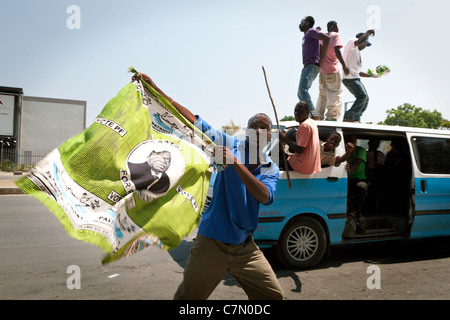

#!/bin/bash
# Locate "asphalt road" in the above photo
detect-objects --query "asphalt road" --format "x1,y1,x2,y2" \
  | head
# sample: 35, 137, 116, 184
1, 195, 450, 300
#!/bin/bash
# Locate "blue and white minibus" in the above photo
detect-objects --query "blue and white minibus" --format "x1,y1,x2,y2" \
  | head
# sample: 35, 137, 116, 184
253, 121, 450, 268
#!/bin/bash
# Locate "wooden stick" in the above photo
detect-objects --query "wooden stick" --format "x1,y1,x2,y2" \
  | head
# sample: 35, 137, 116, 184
262, 66, 292, 189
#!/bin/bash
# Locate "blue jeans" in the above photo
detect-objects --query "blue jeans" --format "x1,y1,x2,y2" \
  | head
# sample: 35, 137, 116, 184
297, 63, 320, 117
342, 78, 369, 122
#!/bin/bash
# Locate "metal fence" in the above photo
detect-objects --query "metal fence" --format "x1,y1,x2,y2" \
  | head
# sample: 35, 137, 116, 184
0, 148, 52, 171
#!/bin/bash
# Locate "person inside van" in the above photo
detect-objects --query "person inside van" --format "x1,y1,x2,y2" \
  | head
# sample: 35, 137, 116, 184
321, 132, 355, 167
383, 139, 411, 215
366, 137, 386, 211
279, 101, 321, 174
345, 134, 368, 231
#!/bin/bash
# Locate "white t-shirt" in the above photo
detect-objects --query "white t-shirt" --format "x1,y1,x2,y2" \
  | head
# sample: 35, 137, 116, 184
343, 37, 362, 79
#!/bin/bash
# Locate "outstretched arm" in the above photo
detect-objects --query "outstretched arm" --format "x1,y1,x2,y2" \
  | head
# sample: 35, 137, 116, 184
139, 73, 197, 124
334, 142, 354, 165
138, 73, 270, 204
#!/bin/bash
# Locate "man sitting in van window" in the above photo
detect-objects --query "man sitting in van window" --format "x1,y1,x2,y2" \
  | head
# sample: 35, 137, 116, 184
321, 132, 354, 167
279, 101, 321, 175
345, 134, 368, 231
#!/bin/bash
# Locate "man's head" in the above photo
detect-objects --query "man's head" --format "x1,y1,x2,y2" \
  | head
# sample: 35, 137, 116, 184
345, 134, 358, 145
246, 113, 273, 153
147, 150, 171, 174
299, 16, 315, 32
294, 101, 310, 124
324, 132, 342, 150
327, 21, 339, 33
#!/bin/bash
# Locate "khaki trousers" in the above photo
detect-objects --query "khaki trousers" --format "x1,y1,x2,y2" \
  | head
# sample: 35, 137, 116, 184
174, 234, 284, 300
316, 72, 343, 120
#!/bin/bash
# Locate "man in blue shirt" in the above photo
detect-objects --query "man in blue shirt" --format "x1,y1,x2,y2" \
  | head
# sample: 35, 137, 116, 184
138, 73, 284, 300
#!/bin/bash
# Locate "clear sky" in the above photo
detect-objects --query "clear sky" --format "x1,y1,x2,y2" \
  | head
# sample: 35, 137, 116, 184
2, 0, 450, 130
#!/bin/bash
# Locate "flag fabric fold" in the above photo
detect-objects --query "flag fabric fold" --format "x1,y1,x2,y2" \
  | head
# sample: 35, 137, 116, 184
16, 68, 220, 264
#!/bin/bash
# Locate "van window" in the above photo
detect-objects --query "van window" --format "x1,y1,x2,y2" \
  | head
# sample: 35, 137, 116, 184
412, 137, 450, 174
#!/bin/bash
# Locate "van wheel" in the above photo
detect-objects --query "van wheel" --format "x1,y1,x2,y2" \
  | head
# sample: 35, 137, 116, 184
275, 216, 327, 269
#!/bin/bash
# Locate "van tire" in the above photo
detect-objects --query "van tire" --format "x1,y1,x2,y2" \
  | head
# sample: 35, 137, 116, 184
274, 216, 327, 269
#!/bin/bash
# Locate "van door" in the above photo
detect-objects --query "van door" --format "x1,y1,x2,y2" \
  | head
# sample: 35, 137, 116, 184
408, 133, 450, 237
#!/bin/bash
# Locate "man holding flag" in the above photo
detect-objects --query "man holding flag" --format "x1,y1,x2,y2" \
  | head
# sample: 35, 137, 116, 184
136, 73, 284, 300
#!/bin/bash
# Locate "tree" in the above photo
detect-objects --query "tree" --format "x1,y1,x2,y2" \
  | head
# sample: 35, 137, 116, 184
442, 119, 450, 129
281, 115, 295, 121
221, 120, 241, 134
380, 103, 445, 129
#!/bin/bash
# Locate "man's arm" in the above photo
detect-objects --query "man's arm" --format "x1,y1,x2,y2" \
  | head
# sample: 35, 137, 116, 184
335, 45, 349, 75
139, 73, 271, 204
279, 131, 305, 154
346, 157, 363, 174
354, 29, 375, 47
139, 73, 198, 124
334, 142, 354, 165
219, 146, 271, 204
359, 71, 379, 78
318, 33, 330, 67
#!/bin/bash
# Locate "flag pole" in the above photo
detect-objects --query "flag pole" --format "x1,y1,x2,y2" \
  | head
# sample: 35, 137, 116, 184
262, 66, 292, 189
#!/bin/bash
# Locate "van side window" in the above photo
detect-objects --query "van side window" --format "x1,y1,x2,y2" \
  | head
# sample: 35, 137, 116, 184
412, 137, 450, 174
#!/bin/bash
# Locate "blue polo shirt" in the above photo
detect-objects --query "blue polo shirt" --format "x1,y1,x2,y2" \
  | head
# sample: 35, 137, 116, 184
194, 116, 279, 245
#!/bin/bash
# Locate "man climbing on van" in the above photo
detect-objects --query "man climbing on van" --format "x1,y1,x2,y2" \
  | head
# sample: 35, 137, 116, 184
279, 101, 321, 175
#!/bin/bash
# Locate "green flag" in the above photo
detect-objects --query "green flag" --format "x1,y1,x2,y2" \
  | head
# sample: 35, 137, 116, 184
16, 68, 220, 264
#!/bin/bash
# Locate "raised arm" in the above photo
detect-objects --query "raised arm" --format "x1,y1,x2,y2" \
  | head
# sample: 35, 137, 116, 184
334, 142, 355, 165
139, 73, 197, 124
354, 29, 375, 47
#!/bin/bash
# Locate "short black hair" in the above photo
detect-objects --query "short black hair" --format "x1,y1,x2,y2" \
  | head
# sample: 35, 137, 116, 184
304, 16, 315, 27
295, 101, 310, 115
327, 21, 337, 32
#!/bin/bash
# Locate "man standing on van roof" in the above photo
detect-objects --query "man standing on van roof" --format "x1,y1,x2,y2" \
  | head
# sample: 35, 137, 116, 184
342, 30, 379, 123
316, 21, 349, 121
297, 16, 330, 120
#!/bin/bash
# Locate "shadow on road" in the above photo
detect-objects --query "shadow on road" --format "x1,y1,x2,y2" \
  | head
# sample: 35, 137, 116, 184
168, 237, 450, 294
167, 239, 303, 293
318, 238, 450, 269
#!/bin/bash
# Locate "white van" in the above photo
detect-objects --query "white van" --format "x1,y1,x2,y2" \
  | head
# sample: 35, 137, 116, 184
255, 121, 450, 268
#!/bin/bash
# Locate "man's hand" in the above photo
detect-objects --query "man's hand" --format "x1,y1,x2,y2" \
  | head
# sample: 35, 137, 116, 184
343, 65, 350, 76
139, 73, 157, 88
345, 142, 355, 154
215, 145, 236, 166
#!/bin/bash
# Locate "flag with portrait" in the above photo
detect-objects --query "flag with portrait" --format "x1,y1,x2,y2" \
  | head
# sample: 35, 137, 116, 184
16, 67, 221, 264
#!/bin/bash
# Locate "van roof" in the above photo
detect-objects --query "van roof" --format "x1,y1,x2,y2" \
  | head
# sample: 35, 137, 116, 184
280, 120, 450, 136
